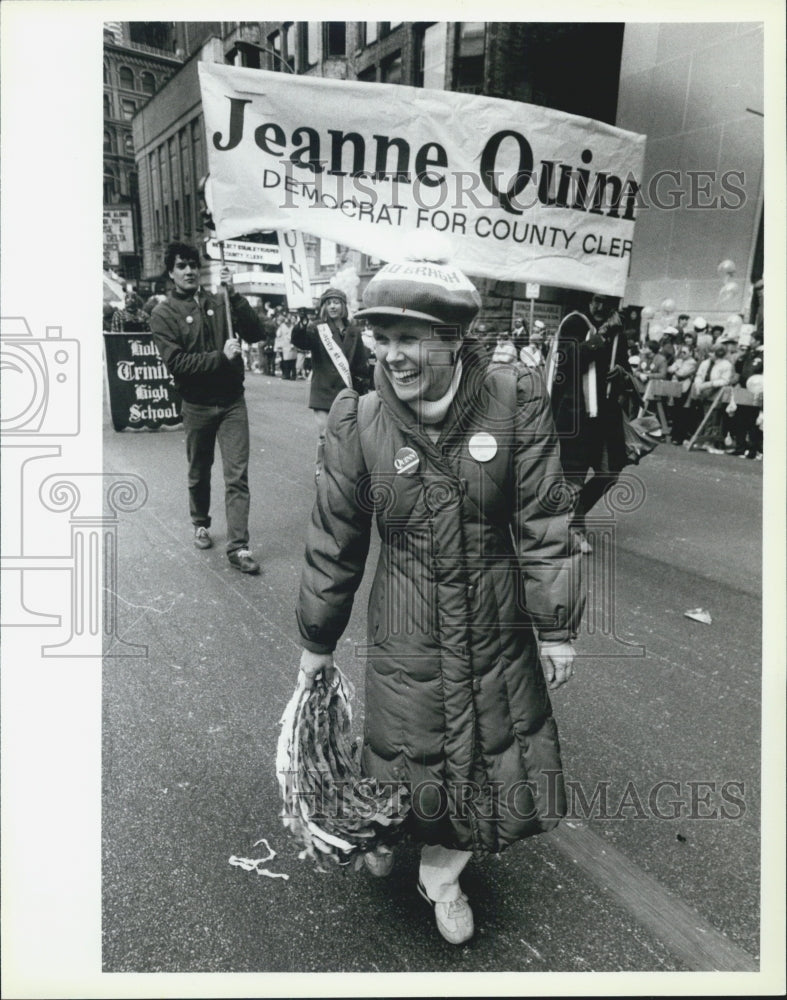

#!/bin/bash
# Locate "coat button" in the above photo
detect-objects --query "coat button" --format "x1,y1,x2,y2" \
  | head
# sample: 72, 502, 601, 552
472, 678, 482, 693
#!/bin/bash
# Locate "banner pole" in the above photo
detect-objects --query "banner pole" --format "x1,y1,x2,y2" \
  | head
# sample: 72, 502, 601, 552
219, 241, 236, 339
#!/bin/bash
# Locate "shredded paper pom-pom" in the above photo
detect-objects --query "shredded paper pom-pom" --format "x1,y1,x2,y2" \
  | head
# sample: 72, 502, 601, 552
276, 667, 410, 867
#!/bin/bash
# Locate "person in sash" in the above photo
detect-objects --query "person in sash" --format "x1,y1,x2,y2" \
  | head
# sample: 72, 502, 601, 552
549, 291, 631, 554
291, 287, 371, 479
296, 257, 583, 945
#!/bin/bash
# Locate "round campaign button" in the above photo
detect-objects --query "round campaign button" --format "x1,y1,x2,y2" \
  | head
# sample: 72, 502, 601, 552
186, 315, 194, 324
207, 309, 214, 316
394, 446, 420, 475
468, 432, 498, 462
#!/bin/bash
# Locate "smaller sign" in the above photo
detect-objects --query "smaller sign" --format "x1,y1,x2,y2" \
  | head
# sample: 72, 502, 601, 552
277, 230, 313, 309
205, 238, 281, 265
103, 333, 182, 432
525, 282, 541, 299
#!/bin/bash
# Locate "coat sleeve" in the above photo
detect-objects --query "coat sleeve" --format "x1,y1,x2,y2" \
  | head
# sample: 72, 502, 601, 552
150, 305, 226, 378
296, 390, 373, 653
290, 320, 317, 352
511, 369, 585, 642
227, 290, 266, 343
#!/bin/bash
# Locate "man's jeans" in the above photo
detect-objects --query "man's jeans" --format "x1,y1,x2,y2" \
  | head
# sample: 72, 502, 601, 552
182, 397, 250, 554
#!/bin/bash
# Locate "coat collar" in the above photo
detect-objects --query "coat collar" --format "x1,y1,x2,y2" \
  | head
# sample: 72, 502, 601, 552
373, 338, 492, 457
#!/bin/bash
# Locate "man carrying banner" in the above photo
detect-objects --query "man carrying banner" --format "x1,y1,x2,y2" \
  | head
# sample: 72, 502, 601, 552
549, 292, 631, 554
291, 287, 370, 479
150, 242, 266, 574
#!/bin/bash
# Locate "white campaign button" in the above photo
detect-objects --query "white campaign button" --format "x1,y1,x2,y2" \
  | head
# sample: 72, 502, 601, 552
394, 446, 419, 475
468, 432, 497, 462
186, 315, 194, 324
207, 309, 214, 316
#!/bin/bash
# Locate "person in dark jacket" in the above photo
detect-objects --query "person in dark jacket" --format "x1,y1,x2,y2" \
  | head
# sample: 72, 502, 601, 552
549, 292, 631, 554
296, 258, 584, 945
150, 242, 265, 573
290, 287, 370, 478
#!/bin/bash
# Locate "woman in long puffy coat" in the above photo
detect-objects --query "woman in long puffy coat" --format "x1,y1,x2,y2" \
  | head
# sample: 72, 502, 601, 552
297, 258, 584, 945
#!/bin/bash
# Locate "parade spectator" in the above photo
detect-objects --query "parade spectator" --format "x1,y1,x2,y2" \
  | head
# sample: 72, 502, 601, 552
111, 292, 150, 333
666, 343, 699, 444
520, 323, 547, 368
275, 312, 298, 381
677, 313, 691, 337
692, 343, 735, 453
291, 287, 370, 479
149, 242, 265, 574
491, 329, 518, 365
296, 257, 582, 946
510, 314, 528, 344
640, 342, 670, 381
550, 291, 631, 553
730, 329, 764, 458
659, 326, 678, 364
693, 317, 713, 353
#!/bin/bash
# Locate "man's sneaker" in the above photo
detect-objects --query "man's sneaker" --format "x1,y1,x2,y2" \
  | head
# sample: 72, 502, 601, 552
228, 548, 260, 574
363, 846, 395, 878
417, 879, 474, 945
194, 526, 212, 549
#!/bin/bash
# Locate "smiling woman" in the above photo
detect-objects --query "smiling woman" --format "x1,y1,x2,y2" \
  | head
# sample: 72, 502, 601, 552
294, 255, 584, 945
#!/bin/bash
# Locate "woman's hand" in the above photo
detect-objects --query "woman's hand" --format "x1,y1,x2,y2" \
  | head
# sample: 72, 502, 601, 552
299, 648, 335, 689
539, 640, 575, 691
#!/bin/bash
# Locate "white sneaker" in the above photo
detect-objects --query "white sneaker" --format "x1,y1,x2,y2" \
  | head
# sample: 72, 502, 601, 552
417, 879, 474, 945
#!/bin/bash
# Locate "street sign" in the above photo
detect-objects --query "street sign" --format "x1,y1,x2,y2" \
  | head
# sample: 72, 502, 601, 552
525, 282, 541, 299
204, 238, 281, 265
276, 230, 313, 309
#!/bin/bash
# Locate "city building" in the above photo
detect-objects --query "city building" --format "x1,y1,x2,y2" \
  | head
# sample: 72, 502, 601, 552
102, 22, 184, 280
129, 21, 764, 331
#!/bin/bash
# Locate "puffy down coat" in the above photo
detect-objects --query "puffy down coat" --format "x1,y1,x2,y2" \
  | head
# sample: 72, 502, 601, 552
297, 341, 584, 854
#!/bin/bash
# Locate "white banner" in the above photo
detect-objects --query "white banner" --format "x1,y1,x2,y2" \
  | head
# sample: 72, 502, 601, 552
199, 64, 647, 296
276, 229, 313, 308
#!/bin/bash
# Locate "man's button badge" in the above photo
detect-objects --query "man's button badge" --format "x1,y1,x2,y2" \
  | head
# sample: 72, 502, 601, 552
468, 432, 497, 462
207, 309, 214, 316
394, 447, 419, 475
186, 315, 194, 324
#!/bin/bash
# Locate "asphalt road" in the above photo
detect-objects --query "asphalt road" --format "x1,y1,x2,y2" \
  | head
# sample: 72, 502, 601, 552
102, 372, 762, 973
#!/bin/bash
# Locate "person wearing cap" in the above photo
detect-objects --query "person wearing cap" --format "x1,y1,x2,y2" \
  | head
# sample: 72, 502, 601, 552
549, 291, 631, 553
296, 257, 584, 946
520, 320, 547, 368
691, 343, 735, 453
150, 242, 265, 573
692, 316, 713, 353
291, 287, 370, 478
730, 328, 764, 457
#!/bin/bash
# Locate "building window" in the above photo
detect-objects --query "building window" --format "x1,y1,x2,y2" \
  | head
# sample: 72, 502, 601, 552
284, 23, 296, 71
104, 130, 113, 153
362, 22, 378, 46
103, 168, 116, 203
121, 98, 136, 120
174, 199, 180, 237
381, 52, 402, 85
124, 134, 134, 154
191, 119, 203, 180
184, 193, 192, 234
103, 93, 111, 117
319, 238, 336, 269
455, 22, 485, 94
103, 62, 109, 84
302, 22, 319, 67
119, 66, 134, 90
357, 64, 377, 83
141, 72, 155, 95
324, 22, 346, 57
164, 205, 170, 240
268, 30, 281, 71
417, 23, 446, 90
154, 208, 161, 245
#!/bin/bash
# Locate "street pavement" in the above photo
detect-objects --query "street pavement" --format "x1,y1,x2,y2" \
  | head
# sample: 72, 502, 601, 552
102, 372, 762, 973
